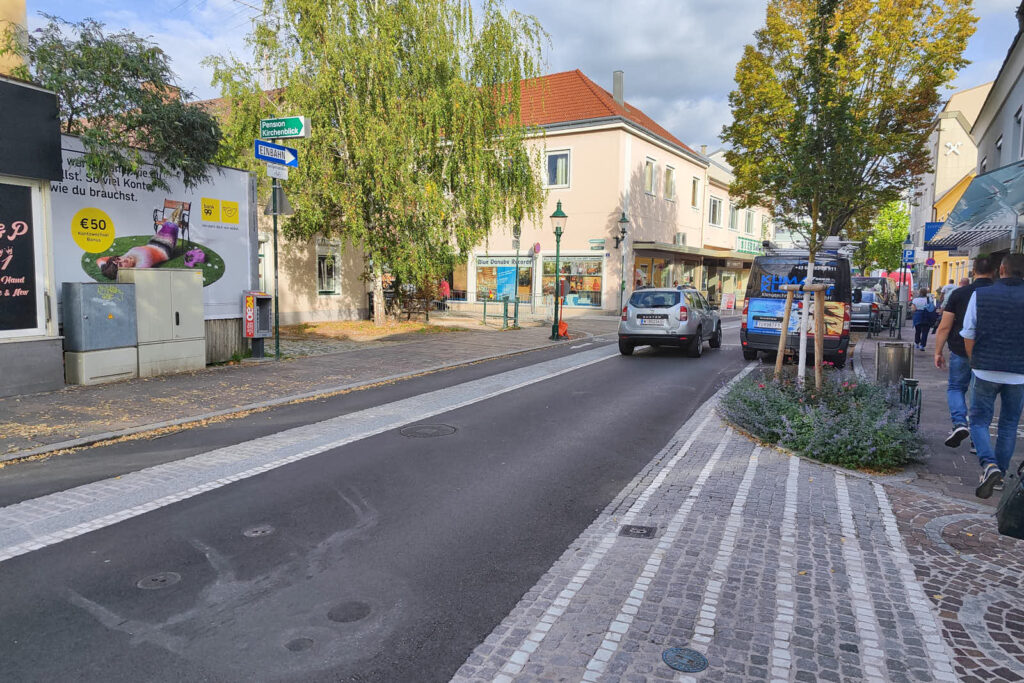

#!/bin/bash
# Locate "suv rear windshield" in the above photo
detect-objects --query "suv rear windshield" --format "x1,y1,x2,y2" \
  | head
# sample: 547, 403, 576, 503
629, 290, 680, 308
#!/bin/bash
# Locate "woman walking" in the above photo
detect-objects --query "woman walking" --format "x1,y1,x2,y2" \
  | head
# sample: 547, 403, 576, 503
911, 287, 937, 350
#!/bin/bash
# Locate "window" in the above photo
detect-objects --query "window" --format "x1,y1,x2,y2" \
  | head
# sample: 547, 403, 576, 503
996, 135, 1004, 163
545, 150, 570, 188
543, 255, 603, 307
475, 255, 532, 302
317, 254, 337, 294
981, 156, 988, 173
665, 166, 676, 200
644, 158, 656, 195
691, 177, 700, 208
629, 290, 679, 308
728, 203, 739, 230
708, 196, 723, 226
744, 210, 754, 235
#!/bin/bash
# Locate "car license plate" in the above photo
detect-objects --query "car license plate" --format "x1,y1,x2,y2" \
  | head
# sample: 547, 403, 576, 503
639, 318, 664, 326
756, 321, 783, 330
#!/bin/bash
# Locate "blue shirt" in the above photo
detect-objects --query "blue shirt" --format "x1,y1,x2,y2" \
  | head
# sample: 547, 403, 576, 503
961, 292, 1024, 384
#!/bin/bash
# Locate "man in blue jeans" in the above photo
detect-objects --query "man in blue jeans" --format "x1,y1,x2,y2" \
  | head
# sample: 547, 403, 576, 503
934, 256, 995, 448
961, 253, 1024, 498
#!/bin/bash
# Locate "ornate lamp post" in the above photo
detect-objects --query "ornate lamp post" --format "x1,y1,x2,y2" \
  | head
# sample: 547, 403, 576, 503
549, 201, 568, 340
615, 211, 629, 311
512, 221, 522, 303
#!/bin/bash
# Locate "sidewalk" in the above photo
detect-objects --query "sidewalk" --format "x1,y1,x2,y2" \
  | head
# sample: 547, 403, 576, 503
453, 376, 1024, 682
0, 317, 618, 462
851, 326, 1024, 507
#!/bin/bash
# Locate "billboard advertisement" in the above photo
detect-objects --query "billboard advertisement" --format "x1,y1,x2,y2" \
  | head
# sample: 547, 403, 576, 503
50, 136, 255, 320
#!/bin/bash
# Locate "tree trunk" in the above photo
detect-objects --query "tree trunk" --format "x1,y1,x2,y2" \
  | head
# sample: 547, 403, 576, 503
372, 260, 386, 326
796, 255, 815, 387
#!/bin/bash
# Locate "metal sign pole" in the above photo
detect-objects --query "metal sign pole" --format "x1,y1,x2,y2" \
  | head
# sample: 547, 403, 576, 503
272, 176, 280, 360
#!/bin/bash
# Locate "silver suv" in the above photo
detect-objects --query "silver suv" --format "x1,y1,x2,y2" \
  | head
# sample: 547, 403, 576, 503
618, 287, 722, 357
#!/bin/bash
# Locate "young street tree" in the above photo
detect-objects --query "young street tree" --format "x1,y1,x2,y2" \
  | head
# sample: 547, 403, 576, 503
853, 200, 909, 274
209, 0, 547, 324
1, 14, 221, 189
722, 0, 974, 383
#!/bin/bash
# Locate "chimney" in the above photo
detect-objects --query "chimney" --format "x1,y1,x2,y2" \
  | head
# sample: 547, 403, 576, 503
700, 145, 708, 155
613, 70, 624, 106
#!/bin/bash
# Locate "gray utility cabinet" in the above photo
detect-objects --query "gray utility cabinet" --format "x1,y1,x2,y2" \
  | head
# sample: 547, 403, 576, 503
117, 268, 206, 377
62, 282, 139, 385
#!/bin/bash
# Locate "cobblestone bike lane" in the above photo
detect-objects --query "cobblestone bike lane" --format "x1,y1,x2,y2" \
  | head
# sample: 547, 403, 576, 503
452, 391, 1024, 682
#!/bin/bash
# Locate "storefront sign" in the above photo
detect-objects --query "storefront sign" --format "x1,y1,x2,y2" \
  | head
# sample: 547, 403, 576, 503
0, 183, 37, 332
476, 255, 533, 268
589, 238, 605, 251
725, 259, 744, 269
50, 135, 255, 319
736, 236, 761, 255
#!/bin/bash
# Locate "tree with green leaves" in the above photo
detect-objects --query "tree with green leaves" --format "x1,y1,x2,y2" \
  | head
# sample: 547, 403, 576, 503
722, 0, 974, 383
853, 201, 909, 274
0, 14, 221, 190
208, 0, 547, 324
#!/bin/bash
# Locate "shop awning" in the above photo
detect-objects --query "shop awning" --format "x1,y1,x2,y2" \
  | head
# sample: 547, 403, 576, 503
928, 161, 1024, 250
632, 241, 757, 262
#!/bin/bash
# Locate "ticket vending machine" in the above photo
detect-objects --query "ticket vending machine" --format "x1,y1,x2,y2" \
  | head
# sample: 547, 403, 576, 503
243, 291, 273, 358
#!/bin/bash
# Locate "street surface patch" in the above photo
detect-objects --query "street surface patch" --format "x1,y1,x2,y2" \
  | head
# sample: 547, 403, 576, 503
399, 424, 457, 438
242, 524, 274, 538
327, 600, 371, 623
618, 524, 657, 539
136, 572, 181, 590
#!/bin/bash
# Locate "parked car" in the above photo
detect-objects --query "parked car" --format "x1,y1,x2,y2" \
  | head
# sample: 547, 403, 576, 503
850, 276, 897, 329
740, 252, 853, 367
618, 287, 722, 357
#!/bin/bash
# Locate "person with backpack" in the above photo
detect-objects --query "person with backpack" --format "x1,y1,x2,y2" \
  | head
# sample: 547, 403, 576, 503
911, 287, 937, 350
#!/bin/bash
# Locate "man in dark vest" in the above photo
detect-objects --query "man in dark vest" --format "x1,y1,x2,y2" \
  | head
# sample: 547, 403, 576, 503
933, 256, 995, 449
961, 253, 1024, 498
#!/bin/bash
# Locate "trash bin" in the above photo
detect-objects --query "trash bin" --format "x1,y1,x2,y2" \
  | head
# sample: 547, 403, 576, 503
876, 341, 914, 385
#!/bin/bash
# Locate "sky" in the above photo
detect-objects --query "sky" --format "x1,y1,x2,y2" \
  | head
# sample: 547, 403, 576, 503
21, 0, 1024, 151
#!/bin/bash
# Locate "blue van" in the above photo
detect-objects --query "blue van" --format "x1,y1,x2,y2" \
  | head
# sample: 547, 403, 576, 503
740, 252, 853, 367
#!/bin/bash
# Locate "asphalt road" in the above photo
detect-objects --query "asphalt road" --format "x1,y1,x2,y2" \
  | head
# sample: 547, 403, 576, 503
0, 327, 748, 682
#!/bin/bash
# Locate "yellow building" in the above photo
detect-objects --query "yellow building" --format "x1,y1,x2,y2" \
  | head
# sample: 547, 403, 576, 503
930, 173, 974, 291
0, 0, 26, 76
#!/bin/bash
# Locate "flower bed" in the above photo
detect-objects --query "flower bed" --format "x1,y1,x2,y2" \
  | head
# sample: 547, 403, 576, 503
719, 369, 921, 470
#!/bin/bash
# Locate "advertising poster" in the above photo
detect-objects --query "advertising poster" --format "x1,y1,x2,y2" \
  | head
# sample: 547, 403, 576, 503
747, 298, 844, 337
50, 136, 254, 320
496, 267, 516, 300
0, 183, 37, 332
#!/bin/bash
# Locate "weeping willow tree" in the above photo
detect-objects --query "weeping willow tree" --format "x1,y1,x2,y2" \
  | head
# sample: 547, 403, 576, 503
208, 0, 548, 323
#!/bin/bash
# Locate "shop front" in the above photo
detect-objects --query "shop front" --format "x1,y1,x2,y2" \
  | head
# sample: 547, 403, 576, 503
544, 254, 604, 308
474, 255, 534, 302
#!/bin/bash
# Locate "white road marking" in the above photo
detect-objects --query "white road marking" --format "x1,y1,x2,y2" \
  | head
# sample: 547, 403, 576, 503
769, 455, 801, 682
570, 343, 593, 349
834, 474, 888, 680
872, 483, 958, 681
579, 430, 736, 682
0, 347, 621, 564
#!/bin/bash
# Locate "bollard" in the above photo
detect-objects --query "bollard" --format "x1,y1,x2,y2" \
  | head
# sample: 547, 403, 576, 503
502, 298, 509, 329
514, 299, 519, 328
483, 299, 487, 324
900, 377, 922, 425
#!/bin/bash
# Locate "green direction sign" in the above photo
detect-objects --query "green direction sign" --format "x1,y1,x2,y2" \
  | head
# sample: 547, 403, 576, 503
260, 116, 309, 139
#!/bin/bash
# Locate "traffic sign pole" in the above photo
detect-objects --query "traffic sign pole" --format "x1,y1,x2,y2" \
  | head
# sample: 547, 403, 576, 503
273, 173, 280, 360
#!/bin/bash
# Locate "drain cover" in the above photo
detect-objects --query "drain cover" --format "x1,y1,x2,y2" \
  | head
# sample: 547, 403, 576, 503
619, 524, 658, 539
136, 572, 181, 590
327, 600, 371, 623
243, 524, 275, 538
662, 647, 708, 673
284, 637, 314, 652
399, 424, 457, 438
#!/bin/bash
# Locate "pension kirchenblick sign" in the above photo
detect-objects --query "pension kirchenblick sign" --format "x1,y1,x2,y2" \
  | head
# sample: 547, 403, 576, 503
259, 116, 310, 140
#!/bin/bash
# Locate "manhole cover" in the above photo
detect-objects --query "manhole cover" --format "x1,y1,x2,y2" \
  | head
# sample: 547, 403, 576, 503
399, 424, 457, 438
327, 600, 372, 623
243, 524, 275, 538
662, 647, 708, 673
284, 637, 314, 652
619, 524, 658, 539
136, 572, 181, 590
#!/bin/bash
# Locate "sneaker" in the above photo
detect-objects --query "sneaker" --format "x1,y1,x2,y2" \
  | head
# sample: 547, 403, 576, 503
976, 464, 1003, 499
945, 425, 970, 448
970, 444, 977, 455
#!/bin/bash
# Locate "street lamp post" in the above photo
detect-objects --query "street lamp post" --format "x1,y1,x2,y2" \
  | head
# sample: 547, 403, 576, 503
615, 211, 629, 311
550, 201, 568, 341
898, 235, 912, 340
512, 222, 522, 304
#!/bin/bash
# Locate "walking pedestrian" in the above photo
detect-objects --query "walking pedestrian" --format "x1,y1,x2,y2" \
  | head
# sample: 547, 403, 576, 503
961, 253, 1024, 498
910, 287, 936, 350
934, 256, 995, 448
940, 278, 957, 305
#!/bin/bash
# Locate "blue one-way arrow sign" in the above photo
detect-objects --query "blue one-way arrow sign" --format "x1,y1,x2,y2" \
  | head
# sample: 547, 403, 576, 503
254, 139, 298, 168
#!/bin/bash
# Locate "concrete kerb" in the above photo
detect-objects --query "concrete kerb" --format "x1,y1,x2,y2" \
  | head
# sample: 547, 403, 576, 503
1, 332, 602, 465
